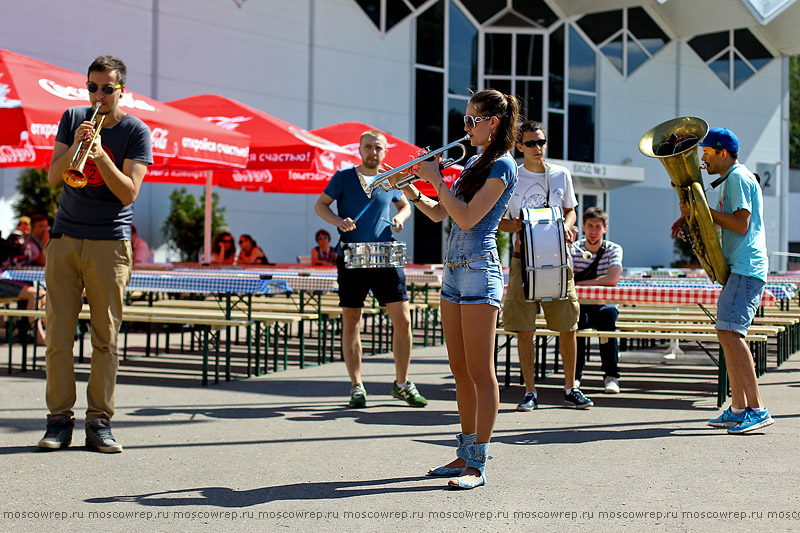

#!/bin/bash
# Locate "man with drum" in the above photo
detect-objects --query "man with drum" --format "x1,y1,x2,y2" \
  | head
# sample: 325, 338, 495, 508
499, 121, 592, 410
314, 130, 428, 409
572, 207, 624, 394
672, 127, 772, 434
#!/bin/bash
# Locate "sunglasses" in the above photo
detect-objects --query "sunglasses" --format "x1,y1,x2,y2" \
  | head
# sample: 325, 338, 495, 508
521, 139, 547, 148
463, 115, 493, 129
317, 235, 330, 240
86, 82, 122, 95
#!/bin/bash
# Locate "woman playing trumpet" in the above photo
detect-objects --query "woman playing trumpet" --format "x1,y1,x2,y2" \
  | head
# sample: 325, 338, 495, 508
393, 89, 519, 489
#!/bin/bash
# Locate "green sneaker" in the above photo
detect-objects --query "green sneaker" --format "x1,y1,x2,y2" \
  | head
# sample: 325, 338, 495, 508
349, 383, 367, 408
392, 380, 428, 407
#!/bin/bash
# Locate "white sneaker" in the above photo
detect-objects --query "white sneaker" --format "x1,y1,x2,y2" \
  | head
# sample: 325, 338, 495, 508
573, 379, 581, 390
603, 376, 620, 394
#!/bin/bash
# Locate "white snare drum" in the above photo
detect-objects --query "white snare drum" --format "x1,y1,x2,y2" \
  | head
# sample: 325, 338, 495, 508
520, 206, 569, 301
342, 241, 407, 269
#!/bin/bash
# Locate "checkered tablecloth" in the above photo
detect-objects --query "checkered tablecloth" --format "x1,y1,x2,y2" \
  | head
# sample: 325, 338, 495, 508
619, 280, 794, 301
577, 285, 776, 306
263, 273, 339, 292
2, 269, 292, 295
404, 269, 443, 286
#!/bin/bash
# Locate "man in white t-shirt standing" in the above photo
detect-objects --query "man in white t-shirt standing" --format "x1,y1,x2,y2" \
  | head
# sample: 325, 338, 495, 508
499, 121, 592, 410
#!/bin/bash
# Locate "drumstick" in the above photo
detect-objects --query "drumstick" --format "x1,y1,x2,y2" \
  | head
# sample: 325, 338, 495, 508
352, 199, 374, 223
381, 217, 395, 226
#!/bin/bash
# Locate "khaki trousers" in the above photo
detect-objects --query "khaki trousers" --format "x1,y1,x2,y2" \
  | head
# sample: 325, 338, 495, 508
44, 235, 132, 422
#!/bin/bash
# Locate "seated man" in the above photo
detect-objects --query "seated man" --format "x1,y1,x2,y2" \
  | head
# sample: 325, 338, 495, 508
572, 207, 623, 393
23, 214, 49, 267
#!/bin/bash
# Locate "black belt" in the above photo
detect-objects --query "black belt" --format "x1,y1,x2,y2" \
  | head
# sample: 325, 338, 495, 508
50, 232, 63, 239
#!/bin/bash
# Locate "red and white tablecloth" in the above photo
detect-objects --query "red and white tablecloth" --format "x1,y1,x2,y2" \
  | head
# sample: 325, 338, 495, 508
576, 285, 775, 306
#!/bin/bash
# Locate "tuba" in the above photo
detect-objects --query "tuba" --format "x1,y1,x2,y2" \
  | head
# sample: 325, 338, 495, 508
62, 103, 105, 188
639, 116, 729, 285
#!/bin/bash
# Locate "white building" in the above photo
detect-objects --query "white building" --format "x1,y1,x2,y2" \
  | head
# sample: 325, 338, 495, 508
1, 0, 798, 268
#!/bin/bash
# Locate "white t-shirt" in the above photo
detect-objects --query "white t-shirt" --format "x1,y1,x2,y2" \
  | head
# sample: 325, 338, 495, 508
507, 162, 577, 218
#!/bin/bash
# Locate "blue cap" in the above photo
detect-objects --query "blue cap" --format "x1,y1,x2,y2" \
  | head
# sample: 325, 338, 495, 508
700, 127, 739, 153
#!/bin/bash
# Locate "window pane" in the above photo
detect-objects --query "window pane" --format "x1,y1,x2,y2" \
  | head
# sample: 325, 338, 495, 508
513, 0, 559, 28
449, 0, 478, 95
688, 31, 729, 62
569, 26, 596, 92
627, 38, 649, 75
568, 94, 595, 162
416, 70, 444, 149
517, 80, 543, 123
734, 29, 772, 70
485, 33, 512, 75
546, 112, 564, 159
416, 0, 444, 67
460, 0, 506, 24
408, 0, 427, 7
355, 0, 381, 30
576, 9, 622, 45
448, 98, 478, 159
516, 34, 543, 77
386, 0, 412, 31
709, 56, 731, 88
549, 25, 565, 109
485, 78, 512, 96
601, 35, 624, 75
733, 51, 755, 89
628, 7, 669, 55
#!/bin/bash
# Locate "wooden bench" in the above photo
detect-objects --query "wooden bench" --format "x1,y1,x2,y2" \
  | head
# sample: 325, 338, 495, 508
0, 308, 252, 385
494, 326, 768, 407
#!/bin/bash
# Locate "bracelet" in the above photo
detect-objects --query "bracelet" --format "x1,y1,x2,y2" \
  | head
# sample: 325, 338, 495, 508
409, 192, 423, 204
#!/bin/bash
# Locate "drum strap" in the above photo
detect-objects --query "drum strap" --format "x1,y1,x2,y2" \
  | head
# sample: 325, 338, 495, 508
574, 241, 606, 283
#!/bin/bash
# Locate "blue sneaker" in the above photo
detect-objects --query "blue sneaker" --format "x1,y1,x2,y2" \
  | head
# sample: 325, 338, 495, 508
727, 408, 774, 434
708, 407, 745, 428
516, 392, 538, 411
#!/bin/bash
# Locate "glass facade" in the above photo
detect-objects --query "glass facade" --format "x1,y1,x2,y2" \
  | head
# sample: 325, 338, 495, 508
688, 28, 773, 90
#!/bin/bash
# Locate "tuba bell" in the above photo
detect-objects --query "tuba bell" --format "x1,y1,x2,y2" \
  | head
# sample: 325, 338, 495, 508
639, 116, 729, 285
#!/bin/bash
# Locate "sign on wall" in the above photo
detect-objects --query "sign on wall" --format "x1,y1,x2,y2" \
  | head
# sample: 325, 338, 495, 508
757, 162, 778, 197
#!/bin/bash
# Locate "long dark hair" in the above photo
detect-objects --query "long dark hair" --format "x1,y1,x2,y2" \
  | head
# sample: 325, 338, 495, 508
454, 89, 520, 202
212, 231, 235, 260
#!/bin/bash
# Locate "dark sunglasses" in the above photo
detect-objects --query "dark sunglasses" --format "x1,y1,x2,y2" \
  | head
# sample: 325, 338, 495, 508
521, 139, 547, 148
317, 235, 330, 240
86, 82, 122, 95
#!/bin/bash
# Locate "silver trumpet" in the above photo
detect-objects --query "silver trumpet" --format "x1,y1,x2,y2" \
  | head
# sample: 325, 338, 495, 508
358, 134, 470, 197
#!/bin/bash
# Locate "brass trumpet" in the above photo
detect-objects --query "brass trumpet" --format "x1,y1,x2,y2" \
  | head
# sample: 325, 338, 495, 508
62, 103, 105, 188
358, 134, 470, 198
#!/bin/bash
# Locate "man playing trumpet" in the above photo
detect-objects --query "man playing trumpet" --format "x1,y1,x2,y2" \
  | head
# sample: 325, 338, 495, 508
38, 56, 152, 453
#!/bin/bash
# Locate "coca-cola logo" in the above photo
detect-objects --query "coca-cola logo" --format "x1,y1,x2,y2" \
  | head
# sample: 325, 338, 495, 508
231, 169, 273, 184
151, 128, 169, 150
202, 115, 252, 131
0, 143, 36, 164
38, 79, 156, 112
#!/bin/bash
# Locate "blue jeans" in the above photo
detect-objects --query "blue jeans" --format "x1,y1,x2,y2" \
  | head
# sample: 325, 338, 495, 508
716, 273, 765, 336
575, 304, 619, 379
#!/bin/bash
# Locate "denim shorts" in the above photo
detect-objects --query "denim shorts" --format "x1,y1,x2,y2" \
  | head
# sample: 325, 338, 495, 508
716, 273, 765, 336
441, 249, 504, 308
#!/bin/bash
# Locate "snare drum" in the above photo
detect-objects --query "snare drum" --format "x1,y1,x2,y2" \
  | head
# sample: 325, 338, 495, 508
519, 206, 569, 301
342, 241, 407, 269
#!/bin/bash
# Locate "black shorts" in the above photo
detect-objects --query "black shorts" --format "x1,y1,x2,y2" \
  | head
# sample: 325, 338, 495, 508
336, 255, 408, 308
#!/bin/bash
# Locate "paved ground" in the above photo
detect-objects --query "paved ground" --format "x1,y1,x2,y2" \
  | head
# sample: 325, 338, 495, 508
1, 335, 798, 532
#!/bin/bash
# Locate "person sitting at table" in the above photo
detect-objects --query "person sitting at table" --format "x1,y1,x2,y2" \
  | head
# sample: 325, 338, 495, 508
0, 274, 46, 345
237, 234, 270, 265
23, 214, 50, 267
571, 207, 624, 394
311, 229, 337, 266
210, 231, 236, 264
131, 225, 153, 265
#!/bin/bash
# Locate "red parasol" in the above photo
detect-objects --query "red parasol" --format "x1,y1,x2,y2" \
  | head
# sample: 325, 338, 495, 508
0, 49, 249, 172
166, 94, 361, 193
311, 121, 463, 197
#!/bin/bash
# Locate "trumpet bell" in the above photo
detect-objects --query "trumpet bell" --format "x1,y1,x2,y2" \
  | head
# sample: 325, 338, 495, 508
63, 168, 88, 188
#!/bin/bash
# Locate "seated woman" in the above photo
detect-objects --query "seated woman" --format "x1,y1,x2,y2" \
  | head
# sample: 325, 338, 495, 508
210, 231, 236, 264
311, 229, 337, 266
237, 234, 269, 265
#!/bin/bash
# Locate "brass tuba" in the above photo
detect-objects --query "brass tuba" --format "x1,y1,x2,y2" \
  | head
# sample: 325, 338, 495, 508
62, 103, 105, 188
639, 116, 729, 285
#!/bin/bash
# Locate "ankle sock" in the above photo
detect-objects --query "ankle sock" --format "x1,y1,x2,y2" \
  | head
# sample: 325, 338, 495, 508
396, 381, 408, 389
731, 407, 745, 414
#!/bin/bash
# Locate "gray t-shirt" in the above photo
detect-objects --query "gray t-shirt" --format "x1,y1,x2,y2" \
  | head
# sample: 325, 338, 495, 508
53, 106, 152, 240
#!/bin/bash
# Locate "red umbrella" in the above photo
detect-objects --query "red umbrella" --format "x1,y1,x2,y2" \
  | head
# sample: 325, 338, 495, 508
166, 94, 361, 193
0, 49, 250, 171
311, 121, 463, 197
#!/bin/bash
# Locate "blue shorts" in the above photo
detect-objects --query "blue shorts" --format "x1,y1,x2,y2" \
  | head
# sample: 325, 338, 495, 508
441, 249, 504, 308
716, 273, 765, 336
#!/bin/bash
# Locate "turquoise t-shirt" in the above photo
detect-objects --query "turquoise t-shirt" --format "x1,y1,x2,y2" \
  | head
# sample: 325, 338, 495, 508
717, 164, 768, 281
